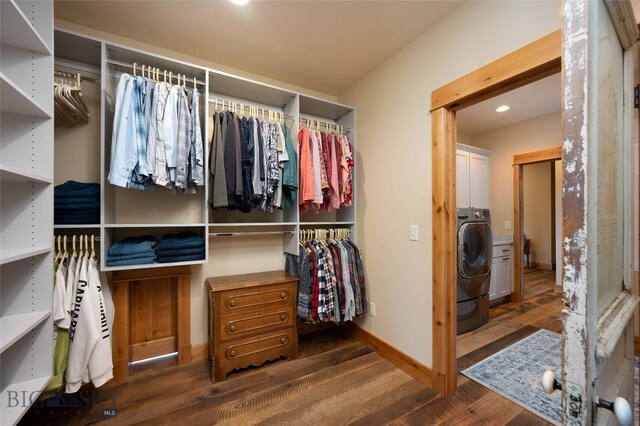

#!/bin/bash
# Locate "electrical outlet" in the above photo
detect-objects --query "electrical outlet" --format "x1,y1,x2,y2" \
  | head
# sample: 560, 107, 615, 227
410, 225, 419, 241
504, 220, 511, 230
369, 302, 376, 316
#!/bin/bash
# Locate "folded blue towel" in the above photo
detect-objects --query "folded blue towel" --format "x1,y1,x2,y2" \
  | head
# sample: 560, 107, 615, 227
108, 236, 157, 256
106, 251, 157, 261
158, 232, 205, 250
54, 181, 100, 199
158, 246, 205, 256
106, 255, 157, 267
157, 252, 205, 263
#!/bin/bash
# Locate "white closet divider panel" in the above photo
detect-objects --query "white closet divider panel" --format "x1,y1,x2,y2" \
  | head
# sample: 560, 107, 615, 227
1, 1, 53, 421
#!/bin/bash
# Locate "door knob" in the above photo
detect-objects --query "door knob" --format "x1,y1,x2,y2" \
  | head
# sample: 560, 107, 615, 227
541, 370, 562, 394
597, 397, 632, 426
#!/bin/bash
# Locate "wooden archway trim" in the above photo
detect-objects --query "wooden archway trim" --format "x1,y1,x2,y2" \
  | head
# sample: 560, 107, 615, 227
431, 30, 561, 396
512, 147, 562, 304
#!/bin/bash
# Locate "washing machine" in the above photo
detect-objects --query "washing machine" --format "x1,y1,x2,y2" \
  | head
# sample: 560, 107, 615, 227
456, 207, 493, 335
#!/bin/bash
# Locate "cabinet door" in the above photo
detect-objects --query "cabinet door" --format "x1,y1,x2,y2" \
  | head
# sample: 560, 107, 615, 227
497, 256, 511, 297
456, 150, 469, 208
489, 257, 499, 300
469, 153, 489, 209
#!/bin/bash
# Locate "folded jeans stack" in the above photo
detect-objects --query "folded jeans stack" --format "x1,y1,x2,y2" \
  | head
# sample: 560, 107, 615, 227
106, 235, 157, 266
157, 232, 205, 263
54, 181, 100, 225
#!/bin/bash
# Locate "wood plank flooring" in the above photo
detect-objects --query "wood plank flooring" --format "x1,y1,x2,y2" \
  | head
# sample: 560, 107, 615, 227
21, 269, 562, 426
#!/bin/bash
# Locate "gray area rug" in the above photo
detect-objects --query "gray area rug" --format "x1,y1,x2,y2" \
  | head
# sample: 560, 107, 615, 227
462, 329, 562, 425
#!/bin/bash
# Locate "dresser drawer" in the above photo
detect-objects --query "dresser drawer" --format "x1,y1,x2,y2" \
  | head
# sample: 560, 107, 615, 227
219, 283, 295, 316
219, 307, 294, 342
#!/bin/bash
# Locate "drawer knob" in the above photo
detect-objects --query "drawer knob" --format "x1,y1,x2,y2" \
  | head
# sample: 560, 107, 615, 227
280, 292, 287, 299
280, 337, 287, 344
229, 325, 236, 332
229, 300, 236, 307
280, 314, 287, 321
229, 350, 236, 358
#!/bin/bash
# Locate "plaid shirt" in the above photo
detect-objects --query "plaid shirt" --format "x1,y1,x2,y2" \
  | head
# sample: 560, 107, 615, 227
174, 87, 193, 193
307, 242, 319, 322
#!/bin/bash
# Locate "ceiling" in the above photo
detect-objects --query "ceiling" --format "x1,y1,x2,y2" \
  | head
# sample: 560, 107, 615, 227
456, 73, 561, 136
54, 0, 463, 97
55, 0, 561, 134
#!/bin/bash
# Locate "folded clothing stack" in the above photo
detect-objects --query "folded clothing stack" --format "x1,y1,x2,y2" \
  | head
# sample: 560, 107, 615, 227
106, 235, 157, 266
54, 181, 100, 225
157, 232, 205, 263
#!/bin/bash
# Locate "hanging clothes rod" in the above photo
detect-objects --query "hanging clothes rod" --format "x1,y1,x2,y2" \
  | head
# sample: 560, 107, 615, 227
104, 58, 206, 87
208, 98, 295, 120
299, 116, 352, 133
54, 69, 101, 85
54, 234, 101, 241
209, 231, 295, 238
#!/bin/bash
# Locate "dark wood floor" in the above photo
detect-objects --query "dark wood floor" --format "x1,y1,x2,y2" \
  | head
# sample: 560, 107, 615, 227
21, 269, 562, 426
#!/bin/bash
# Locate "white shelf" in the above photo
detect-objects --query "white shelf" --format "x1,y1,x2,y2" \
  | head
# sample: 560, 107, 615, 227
103, 223, 206, 228
0, 73, 51, 118
0, 164, 52, 184
103, 258, 207, 272
209, 222, 298, 228
0, 311, 50, 353
0, 0, 51, 55
0, 247, 50, 265
54, 224, 100, 229
300, 222, 355, 226
1, 375, 51, 425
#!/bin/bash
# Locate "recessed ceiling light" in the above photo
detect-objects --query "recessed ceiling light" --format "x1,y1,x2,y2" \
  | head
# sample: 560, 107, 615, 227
230, 0, 249, 5
495, 105, 510, 113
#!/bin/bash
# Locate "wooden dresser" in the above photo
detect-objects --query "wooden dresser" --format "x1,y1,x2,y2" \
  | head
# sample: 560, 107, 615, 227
206, 271, 298, 382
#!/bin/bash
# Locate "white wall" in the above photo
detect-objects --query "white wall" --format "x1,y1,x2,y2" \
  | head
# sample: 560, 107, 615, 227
338, 1, 560, 366
523, 162, 553, 267
470, 112, 561, 237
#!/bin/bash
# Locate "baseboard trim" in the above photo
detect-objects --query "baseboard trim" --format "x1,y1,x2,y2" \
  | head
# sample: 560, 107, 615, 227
344, 322, 434, 389
554, 283, 562, 293
191, 342, 208, 363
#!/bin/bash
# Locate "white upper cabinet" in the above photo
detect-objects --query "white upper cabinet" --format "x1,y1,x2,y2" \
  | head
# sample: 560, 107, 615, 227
456, 144, 490, 209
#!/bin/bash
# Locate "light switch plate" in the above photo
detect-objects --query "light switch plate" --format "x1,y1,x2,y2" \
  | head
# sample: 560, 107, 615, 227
410, 225, 419, 241
369, 302, 376, 316
504, 221, 512, 230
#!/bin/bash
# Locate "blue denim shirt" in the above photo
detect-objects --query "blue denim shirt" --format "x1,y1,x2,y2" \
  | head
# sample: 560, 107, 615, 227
108, 74, 139, 188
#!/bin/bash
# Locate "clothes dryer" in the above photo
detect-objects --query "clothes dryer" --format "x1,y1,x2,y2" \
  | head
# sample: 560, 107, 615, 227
456, 208, 493, 334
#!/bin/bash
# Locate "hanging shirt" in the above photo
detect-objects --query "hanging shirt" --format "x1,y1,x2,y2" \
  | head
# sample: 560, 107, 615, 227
66, 257, 112, 393
108, 74, 140, 188
327, 132, 341, 210
282, 125, 298, 209
148, 82, 171, 187
210, 112, 228, 208
188, 88, 205, 187
298, 128, 314, 208
309, 130, 323, 205
174, 87, 193, 192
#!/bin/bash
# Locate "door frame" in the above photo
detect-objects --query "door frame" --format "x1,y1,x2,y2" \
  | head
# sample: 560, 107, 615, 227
512, 147, 562, 303
431, 30, 561, 396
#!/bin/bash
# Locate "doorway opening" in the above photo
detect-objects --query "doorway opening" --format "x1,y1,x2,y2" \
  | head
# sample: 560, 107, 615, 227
430, 29, 561, 396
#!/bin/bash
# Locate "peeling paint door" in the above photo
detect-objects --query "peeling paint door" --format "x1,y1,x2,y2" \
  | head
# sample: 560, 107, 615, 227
561, 0, 639, 425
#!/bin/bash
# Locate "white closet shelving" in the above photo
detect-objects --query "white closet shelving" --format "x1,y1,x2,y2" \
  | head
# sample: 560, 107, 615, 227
52, 28, 357, 270
0, 0, 54, 424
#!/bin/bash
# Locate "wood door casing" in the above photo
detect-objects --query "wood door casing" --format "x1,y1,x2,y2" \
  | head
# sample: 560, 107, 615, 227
431, 30, 562, 396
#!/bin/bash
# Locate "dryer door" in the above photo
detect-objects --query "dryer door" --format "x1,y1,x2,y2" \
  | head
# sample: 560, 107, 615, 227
458, 222, 492, 279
